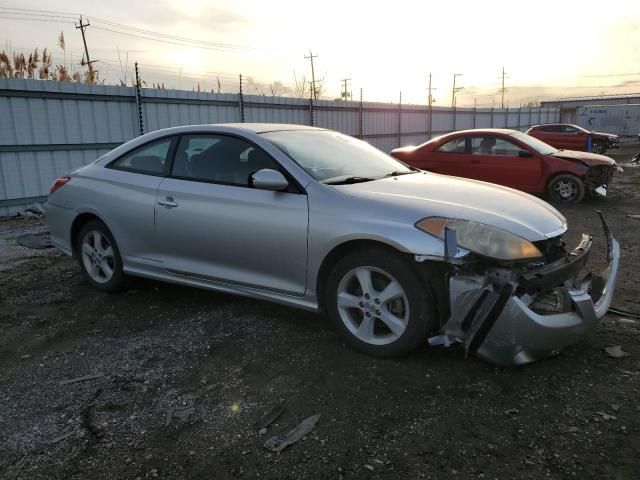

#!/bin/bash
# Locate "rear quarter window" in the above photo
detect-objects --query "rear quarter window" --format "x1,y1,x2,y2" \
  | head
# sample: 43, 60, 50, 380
109, 138, 174, 175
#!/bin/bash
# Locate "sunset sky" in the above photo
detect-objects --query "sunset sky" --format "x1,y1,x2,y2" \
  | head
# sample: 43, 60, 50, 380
1, 0, 639, 106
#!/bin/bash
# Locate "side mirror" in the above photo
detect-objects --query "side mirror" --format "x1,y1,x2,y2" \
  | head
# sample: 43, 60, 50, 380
518, 150, 533, 158
251, 168, 289, 191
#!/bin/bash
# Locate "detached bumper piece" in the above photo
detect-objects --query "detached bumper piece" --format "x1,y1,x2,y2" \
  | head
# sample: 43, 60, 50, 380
441, 212, 620, 367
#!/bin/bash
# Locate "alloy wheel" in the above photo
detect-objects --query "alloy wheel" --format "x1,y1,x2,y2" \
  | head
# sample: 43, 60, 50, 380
552, 178, 579, 202
336, 266, 409, 346
81, 230, 115, 284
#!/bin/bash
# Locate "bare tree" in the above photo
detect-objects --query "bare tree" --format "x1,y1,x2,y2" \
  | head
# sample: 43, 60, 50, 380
293, 70, 308, 98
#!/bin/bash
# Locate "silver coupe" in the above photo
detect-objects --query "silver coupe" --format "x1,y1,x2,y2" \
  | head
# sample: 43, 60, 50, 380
45, 124, 620, 366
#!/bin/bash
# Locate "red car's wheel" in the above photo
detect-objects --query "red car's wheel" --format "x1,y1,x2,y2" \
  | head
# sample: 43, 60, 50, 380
547, 174, 585, 203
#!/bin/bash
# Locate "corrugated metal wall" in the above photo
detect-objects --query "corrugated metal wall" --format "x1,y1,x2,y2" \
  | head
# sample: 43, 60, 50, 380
576, 104, 640, 136
0, 78, 559, 216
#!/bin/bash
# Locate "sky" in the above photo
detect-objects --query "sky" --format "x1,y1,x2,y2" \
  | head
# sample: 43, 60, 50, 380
1, 0, 640, 106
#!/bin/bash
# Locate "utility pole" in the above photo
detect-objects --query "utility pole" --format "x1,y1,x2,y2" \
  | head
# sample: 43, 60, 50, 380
452, 73, 463, 107
304, 50, 318, 100
428, 73, 437, 139
341, 78, 351, 101
499, 66, 509, 108
75, 15, 96, 66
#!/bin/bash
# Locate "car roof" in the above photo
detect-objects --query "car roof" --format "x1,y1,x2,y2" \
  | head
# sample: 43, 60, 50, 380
444, 128, 519, 136
532, 123, 579, 128
216, 123, 326, 134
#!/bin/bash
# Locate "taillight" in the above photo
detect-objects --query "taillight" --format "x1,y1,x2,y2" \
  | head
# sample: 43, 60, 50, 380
50, 177, 70, 195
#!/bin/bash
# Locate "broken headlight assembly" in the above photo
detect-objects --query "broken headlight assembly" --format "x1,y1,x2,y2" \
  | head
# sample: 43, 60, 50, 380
415, 217, 542, 261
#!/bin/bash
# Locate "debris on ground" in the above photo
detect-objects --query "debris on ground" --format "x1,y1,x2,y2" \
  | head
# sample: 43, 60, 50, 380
59, 373, 104, 386
165, 404, 196, 426
595, 411, 617, 421
263, 414, 321, 452
605, 346, 630, 358
48, 431, 75, 444
257, 402, 285, 430
16, 232, 52, 249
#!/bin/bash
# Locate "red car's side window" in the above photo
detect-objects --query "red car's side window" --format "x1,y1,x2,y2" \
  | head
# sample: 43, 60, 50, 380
435, 138, 467, 154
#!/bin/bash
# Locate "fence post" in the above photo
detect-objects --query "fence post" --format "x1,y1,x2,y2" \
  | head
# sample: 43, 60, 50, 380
134, 62, 144, 136
490, 106, 494, 128
359, 88, 363, 139
505, 106, 509, 128
529, 107, 532, 126
518, 107, 522, 130
309, 98, 314, 126
238, 74, 245, 123
398, 91, 402, 147
473, 101, 477, 129
453, 104, 457, 131
538, 106, 542, 124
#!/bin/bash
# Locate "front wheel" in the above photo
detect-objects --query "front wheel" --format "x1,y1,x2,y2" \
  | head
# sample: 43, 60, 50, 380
592, 141, 607, 154
548, 174, 585, 203
325, 248, 435, 357
77, 220, 131, 292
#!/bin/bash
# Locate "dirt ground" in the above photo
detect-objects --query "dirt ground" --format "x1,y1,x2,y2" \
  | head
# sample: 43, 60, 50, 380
1, 143, 639, 480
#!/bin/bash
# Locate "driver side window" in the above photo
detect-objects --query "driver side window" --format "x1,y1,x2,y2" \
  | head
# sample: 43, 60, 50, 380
171, 134, 280, 187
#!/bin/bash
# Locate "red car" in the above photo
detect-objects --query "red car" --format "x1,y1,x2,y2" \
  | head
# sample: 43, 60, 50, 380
390, 128, 622, 203
526, 123, 619, 154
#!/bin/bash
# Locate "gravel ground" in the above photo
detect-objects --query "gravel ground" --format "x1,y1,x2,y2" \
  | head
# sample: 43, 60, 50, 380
1, 144, 639, 479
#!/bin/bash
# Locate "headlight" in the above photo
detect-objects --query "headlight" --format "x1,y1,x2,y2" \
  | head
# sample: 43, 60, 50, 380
416, 217, 542, 261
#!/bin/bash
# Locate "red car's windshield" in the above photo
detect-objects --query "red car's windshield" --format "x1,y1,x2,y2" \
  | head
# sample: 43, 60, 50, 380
510, 131, 559, 155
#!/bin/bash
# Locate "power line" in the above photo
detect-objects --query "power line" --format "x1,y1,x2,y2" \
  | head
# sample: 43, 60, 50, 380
87, 17, 253, 51
0, 15, 75, 25
0, 6, 79, 16
0, 6, 255, 52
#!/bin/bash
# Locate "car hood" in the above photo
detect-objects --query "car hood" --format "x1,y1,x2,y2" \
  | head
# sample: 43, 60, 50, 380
335, 173, 567, 242
592, 131, 618, 139
550, 149, 616, 167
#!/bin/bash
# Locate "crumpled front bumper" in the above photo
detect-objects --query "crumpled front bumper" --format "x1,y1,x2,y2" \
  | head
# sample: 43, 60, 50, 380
442, 212, 620, 366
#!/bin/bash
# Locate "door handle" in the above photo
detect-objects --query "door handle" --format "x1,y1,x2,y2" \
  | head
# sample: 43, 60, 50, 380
471, 159, 481, 164
157, 197, 178, 208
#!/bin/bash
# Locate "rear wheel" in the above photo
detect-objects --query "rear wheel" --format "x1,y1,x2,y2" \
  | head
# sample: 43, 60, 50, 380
548, 174, 585, 203
77, 220, 131, 292
325, 248, 435, 357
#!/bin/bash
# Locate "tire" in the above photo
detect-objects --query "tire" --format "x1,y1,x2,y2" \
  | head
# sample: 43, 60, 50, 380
547, 174, 585, 203
77, 219, 131, 292
325, 248, 436, 357
592, 141, 607, 154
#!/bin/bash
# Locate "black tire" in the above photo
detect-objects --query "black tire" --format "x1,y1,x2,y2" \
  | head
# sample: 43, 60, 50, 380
547, 173, 585, 203
592, 141, 607, 154
77, 219, 131, 292
325, 247, 436, 357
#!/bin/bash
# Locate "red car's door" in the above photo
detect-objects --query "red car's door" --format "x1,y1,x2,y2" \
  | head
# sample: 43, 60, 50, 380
466, 136, 542, 192
561, 125, 588, 150
418, 137, 476, 177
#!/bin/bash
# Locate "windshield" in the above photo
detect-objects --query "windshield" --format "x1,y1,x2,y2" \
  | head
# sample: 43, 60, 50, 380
262, 130, 414, 184
510, 131, 559, 155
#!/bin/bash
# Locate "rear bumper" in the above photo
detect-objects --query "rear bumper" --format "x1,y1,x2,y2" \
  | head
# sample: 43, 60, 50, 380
442, 212, 620, 366
43, 201, 75, 256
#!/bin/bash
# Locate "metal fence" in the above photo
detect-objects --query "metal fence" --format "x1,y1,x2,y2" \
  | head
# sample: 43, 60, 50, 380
0, 78, 560, 216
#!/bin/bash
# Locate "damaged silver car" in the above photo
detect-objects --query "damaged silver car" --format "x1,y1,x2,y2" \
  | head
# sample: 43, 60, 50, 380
45, 124, 620, 366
